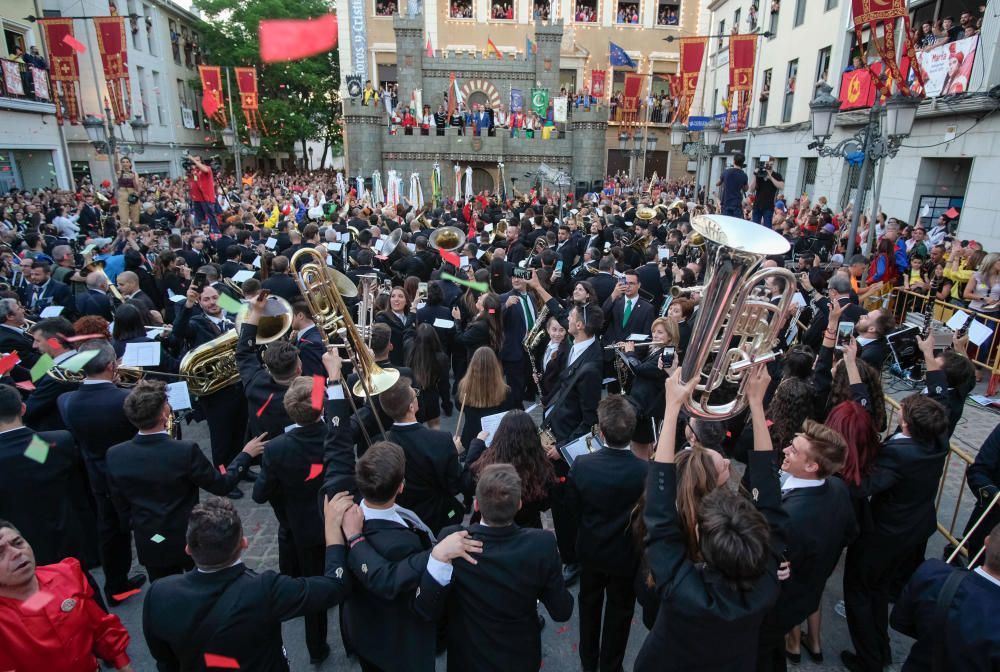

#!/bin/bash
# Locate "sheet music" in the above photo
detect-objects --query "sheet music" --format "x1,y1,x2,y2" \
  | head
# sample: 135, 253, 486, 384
166, 381, 192, 410
121, 342, 161, 367
479, 411, 509, 446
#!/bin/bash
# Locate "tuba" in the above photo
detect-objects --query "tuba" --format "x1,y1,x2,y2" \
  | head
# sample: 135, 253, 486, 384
235, 294, 293, 343
679, 215, 797, 420
179, 330, 240, 396
428, 226, 466, 252
290, 247, 399, 398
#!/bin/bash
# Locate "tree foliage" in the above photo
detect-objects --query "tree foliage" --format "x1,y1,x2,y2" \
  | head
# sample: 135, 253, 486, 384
193, 0, 342, 161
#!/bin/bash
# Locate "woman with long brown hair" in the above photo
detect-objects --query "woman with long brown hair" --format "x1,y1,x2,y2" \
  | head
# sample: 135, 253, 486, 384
404, 323, 452, 429
452, 292, 503, 363
455, 346, 513, 450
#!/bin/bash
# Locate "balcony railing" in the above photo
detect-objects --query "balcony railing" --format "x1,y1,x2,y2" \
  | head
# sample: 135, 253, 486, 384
608, 100, 676, 125
0, 59, 53, 105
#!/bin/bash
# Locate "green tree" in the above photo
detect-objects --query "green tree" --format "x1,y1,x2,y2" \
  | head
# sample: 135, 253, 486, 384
193, 0, 342, 166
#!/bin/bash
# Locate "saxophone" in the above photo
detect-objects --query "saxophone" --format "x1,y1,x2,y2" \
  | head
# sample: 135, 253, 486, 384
523, 305, 550, 381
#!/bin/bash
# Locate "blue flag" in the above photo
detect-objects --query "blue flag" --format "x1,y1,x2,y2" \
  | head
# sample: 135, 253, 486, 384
609, 42, 636, 68
525, 37, 535, 59
511, 88, 523, 111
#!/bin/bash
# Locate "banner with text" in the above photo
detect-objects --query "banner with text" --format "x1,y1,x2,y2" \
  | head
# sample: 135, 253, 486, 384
349, 0, 369, 80
912, 35, 978, 97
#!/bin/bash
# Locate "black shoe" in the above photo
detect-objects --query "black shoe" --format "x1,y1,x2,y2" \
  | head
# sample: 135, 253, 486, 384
243, 468, 258, 483
784, 649, 801, 664
105, 573, 147, 606
309, 644, 331, 665
227, 488, 244, 499
840, 650, 864, 672
562, 563, 580, 586
805, 646, 823, 664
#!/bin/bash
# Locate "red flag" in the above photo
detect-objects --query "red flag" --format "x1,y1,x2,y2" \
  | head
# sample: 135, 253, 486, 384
485, 38, 503, 60
944, 207, 960, 219
62, 33, 86, 53
259, 14, 338, 64
199, 65, 226, 125
426, 37, 433, 58
203, 653, 241, 669
306, 464, 323, 481
438, 248, 460, 267
838, 68, 876, 110
311, 375, 325, 411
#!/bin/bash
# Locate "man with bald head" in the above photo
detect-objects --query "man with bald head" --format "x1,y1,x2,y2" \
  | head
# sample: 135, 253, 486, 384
116, 270, 160, 324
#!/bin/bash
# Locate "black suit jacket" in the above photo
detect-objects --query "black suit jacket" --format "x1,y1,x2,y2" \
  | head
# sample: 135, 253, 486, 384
568, 447, 648, 576
235, 324, 293, 439
589, 273, 618, 307
373, 311, 415, 367
860, 338, 888, 369
415, 304, 456, 356
143, 545, 351, 672
499, 290, 538, 363
294, 325, 326, 378
775, 478, 858, 630
602, 294, 655, 347
58, 382, 135, 493
890, 558, 1000, 672
633, 452, 787, 672
545, 340, 603, 443
23, 279, 75, 316
537, 340, 569, 405
105, 434, 251, 567
261, 273, 301, 303
172, 303, 236, 348
0, 325, 40, 369
24, 368, 79, 431
385, 423, 463, 535
0, 426, 89, 565
636, 262, 669, 309
76, 289, 115, 321
413, 523, 574, 672
802, 297, 865, 350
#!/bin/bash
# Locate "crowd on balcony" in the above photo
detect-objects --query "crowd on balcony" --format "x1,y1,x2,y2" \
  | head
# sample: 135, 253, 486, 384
609, 91, 676, 124
574, 2, 598, 21
912, 9, 982, 50
656, 4, 680, 25
491, 1, 516, 19
450, 0, 474, 18
616, 2, 641, 23
3, 45, 50, 101
376, 0, 398, 15
532, 2, 551, 20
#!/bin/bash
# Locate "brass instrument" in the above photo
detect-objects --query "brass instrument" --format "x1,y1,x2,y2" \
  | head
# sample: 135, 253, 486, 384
381, 228, 408, 257
415, 213, 431, 230
84, 258, 123, 302
670, 284, 705, 299
636, 206, 657, 221
355, 274, 380, 347
428, 226, 466, 252
235, 294, 293, 343
679, 214, 798, 420
222, 277, 245, 298
289, 247, 399, 399
178, 330, 240, 396
490, 219, 508, 245
523, 305, 550, 384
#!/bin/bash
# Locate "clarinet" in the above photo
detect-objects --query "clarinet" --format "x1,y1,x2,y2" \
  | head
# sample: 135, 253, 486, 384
912, 276, 942, 380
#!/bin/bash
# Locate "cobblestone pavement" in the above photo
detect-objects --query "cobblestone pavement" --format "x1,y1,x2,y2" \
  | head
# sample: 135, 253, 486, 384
97, 374, 1000, 671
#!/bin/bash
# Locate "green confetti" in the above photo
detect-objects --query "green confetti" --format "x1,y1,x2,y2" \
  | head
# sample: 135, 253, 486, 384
61, 350, 99, 373
440, 272, 489, 293
24, 435, 49, 464
448, 509, 456, 519
216, 292, 245, 316
29, 354, 55, 382
150, 534, 165, 543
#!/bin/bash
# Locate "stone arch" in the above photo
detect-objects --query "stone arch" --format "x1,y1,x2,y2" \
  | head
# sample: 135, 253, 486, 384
460, 78, 502, 110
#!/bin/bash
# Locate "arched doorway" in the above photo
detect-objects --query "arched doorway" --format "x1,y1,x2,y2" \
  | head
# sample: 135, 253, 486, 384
471, 167, 495, 194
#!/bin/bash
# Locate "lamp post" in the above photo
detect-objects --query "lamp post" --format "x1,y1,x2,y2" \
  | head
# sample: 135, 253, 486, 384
672, 118, 722, 204
82, 104, 149, 189
618, 131, 659, 182
808, 82, 919, 258
308, 146, 314, 171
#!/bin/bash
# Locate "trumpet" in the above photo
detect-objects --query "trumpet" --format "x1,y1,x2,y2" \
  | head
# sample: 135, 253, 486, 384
670, 285, 704, 299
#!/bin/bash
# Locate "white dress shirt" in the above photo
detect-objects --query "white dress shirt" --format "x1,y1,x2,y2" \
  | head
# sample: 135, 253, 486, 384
360, 500, 452, 584
780, 472, 826, 492
567, 336, 595, 367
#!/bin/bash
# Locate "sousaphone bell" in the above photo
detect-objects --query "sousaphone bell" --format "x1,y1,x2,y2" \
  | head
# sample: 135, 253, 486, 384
428, 226, 466, 252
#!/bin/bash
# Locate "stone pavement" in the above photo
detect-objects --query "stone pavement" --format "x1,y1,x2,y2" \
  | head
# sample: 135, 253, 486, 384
97, 373, 1000, 671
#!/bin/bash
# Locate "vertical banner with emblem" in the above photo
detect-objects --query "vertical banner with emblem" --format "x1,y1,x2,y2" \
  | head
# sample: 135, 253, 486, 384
92, 17, 131, 124
530, 88, 548, 117
234, 66, 266, 131
622, 72, 643, 125
511, 88, 523, 111
838, 67, 876, 109
346, 74, 362, 98
349, 0, 369, 80
678, 37, 708, 124
198, 65, 227, 126
553, 96, 568, 123
726, 33, 756, 131
38, 18, 82, 124
850, 0, 923, 95
590, 69, 606, 99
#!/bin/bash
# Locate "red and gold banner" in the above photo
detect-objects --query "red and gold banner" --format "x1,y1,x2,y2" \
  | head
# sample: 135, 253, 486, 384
234, 66, 266, 131
198, 65, 227, 126
622, 72, 643, 125
38, 18, 82, 124
590, 69, 606, 99
726, 33, 756, 131
850, 0, 923, 96
678, 37, 708, 123
92, 17, 131, 123
839, 67, 877, 109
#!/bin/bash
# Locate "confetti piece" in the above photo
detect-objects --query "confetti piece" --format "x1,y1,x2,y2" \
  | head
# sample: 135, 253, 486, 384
65, 333, 108, 343
438, 248, 461, 267
46, 338, 61, 351
256, 392, 273, 418
556, 625, 569, 634
151, 533, 166, 543
24, 436, 49, 464
311, 375, 324, 411
216, 293, 245, 316
441, 272, 489, 293
110, 588, 142, 601
62, 34, 86, 53
29, 354, 55, 382
203, 653, 241, 669
15, 380, 35, 392
22, 591, 53, 611
0, 351, 20, 375
61, 349, 100, 372
219, 465, 226, 475
305, 463, 323, 481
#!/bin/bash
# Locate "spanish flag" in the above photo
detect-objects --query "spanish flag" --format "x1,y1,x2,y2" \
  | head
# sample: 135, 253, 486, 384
485, 38, 503, 60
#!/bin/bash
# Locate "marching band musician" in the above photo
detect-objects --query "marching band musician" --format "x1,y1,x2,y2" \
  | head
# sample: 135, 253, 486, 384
601, 269, 654, 392
531, 314, 569, 406
500, 271, 541, 407
621, 316, 679, 458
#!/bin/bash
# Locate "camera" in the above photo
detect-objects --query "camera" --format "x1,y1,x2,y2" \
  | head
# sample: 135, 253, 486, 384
756, 166, 769, 180
512, 267, 532, 280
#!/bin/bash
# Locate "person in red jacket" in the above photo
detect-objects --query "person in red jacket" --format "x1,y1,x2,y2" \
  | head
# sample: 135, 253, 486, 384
0, 520, 133, 672
187, 154, 218, 232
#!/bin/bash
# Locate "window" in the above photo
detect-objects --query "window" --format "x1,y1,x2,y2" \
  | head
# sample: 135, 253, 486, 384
136, 66, 149, 120
616, 0, 641, 24
733, 8, 741, 31
3, 26, 27, 58
800, 157, 818, 198
169, 20, 180, 63
374, 0, 397, 15
748, 0, 759, 30
782, 58, 797, 123
711, 88, 719, 115
152, 70, 165, 125
816, 46, 831, 84
825, 0, 836, 10
768, 3, 779, 36
656, 0, 680, 25
758, 68, 771, 125
491, 0, 515, 19
531, 1, 551, 20
144, 6, 156, 54
449, 0, 473, 18
574, 0, 598, 21
127, 0, 140, 50
717, 19, 726, 48
793, 0, 806, 26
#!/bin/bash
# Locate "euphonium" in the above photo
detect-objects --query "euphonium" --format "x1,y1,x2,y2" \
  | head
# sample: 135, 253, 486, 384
290, 247, 399, 398
679, 215, 797, 420
178, 330, 240, 396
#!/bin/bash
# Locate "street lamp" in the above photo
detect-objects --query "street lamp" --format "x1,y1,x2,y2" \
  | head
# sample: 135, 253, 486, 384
81, 104, 149, 189
248, 130, 261, 148
675, 119, 723, 204
619, 131, 649, 178
808, 82, 918, 257
308, 146, 314, 170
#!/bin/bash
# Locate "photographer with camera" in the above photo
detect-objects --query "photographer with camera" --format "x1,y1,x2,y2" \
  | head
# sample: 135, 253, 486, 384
185, 154, 219, 233
749, 159, 785, 229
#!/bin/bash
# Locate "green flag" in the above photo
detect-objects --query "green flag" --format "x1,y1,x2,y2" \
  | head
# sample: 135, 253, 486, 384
530, 88, 549, 118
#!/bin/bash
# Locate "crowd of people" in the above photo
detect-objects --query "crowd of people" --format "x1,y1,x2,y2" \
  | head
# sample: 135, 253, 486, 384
0, 154, 998, 672
449, 0, 474, 18
913, 9, 983, 49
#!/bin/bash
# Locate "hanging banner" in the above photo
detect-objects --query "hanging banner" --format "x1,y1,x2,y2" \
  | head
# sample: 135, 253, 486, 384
2, 61, 23, 95
725, 33, 756, 131
912, 35, 978, 97
553, 96, 568, 123
850, 0, 922, 96
234, 66, 265, 131
349, 0, 369, 80
31, 68, 51, 101
590, 69, 606, 99
678, 37, 708, 124
530, 88, 549, 117
622, 72, 643, 124
38, 18, 82, 124
92, 17, 131, 124
510, 87, 523, 111
198, 65, 227, 126
839, 67, 877, 109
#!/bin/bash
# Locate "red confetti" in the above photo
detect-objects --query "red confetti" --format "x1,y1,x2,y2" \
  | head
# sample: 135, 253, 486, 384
256, 392, 274, 418
558, 476, 566, 483
311, 375, 325, 411
218, 465, 226, 475
21, 591, 53, 611
556, 625, 569, 634
438, 248, 461, 267
110, 588, 142, 602
65, 334, 108, 343
487, 308, 496, 315
47, 338, 62, 351
15, 380, 35, 392
62, 34, 86, 53
202, 91, 220, 119
0, 351, 20, 375
204, 653, 241, 669
259, 14, 338, 63
306, 463, 323, 481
